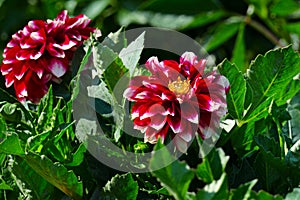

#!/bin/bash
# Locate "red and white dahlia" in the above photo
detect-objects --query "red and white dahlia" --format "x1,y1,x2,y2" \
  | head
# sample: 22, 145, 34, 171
124, 52, 229, 152
0, 10, 97, 103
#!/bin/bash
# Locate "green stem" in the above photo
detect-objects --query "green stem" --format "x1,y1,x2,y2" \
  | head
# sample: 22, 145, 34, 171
274, 119, 285, 159
244, 16, 285, 47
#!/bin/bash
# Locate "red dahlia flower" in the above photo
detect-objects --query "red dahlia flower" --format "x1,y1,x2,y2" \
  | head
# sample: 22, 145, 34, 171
0, 10, 97, 103
124, 52, 229, 152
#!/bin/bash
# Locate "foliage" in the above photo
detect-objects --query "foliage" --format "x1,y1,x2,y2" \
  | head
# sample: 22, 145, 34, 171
0, 0, 300, 199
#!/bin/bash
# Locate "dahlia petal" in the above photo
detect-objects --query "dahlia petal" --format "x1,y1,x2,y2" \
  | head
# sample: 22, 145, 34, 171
132, 102, 153, 119
161, 91, 176, 101
180, 102, 199, 123
140, 103, 168, 120
5, 73, 14, 88
149, 114, 167, 130
134, 117, 151, 127
53, 35, 77, 50
145, 128, 158, 144
173, 136, 188, 153
3, 46, 21, 64
1, 64, 13, 75
56, 10, 68, 21
135, 90, 156, 100
28, 20, 45, 30
47, 59, 67, 77
69, 32, 82, 41
14, 80, 28, 98
177, 122, 193, 142
47, 43, 65, 58
123, 87, 137, 100
168, 113, 183, 133
142, 79, 168, 90
145, 57, 161, 74
180, 52, 198, 65
196, 94, 210, 109
157, 125, 169, 143
7, 40, 18, 48
16, 49, 41, 60
162, 60, 181, 79
14, 63, 28, 80
166, 102, 176, 116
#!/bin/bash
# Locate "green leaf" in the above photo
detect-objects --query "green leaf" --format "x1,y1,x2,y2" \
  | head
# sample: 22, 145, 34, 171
66, 143, 86, 167
250, 190, 283, 200
102, 27, 127, 53
138, 0, 220, 15
196, 174, 228, 200
283, 22, 300, 35
196, 148, 229, 183
119, 31, 144, 77
0, 87, 18, 103
0, 179, 13, 190
12, 157, 55, 199
103, 56, 127, 91
230, 122, 260, 157
289, 94, 300, 138
182, 10, 227, 30
242, 97, 273, 124
36, 86, 54, 133
248, 0, 270, 19
102, 173, 138, 200
285, 188, 300, 200
81, 0, 110, 20
246, 46, 300, 112
117, 10, 194, 30
254, 134, 281, 158
285, 140, 300, 169
0, 133, 25, 155
218, 60, 246, 120
0, 102, 22, 122
253, 150, 299, 194
150, 140, 195, 200
230, 179, 257, 200
277, 79, 300, 106
231, 23, 246, 72
0, 116, 7, 135
204, 17, 242, 52
270, 0, 300, 16
24, 152, 83, 200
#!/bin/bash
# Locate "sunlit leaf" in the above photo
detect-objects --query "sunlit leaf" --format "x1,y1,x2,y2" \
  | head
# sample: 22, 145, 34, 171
218, 59, 246, 120
249, 190, 283, 200
0, 179, 13, 190
270, 0, 300, 16
231, 23, 246, 71
285, 188, 300, 200
0, 133, 24, 155
150, 140, 195, 200
230, 179, 257, 200
204, 17, 242, 52
283, 22, 300, 35
24, 152, 83, 200
102, 27, 127, 53
196, 148, 229, 183
119, 31, 144, 77
12, 157, 55, 199
66, 143, 86, 167
182, 10, 227, 30
81, 0, 110, 20
196, 174, 228, 200
102, 173, 138, 200
246, 46, 300, 112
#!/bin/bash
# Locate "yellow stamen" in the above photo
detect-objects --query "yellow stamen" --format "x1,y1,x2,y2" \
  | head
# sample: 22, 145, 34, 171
168, 76, 190, 95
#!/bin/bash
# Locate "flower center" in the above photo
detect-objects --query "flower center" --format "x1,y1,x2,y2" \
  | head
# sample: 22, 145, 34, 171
168, 76, 190, 95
